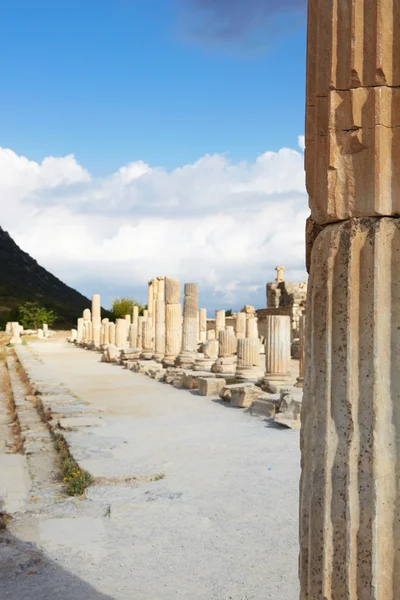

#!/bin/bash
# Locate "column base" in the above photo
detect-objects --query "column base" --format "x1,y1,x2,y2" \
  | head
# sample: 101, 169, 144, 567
140, 352, 154, 360
235, 367, 263, 381
211, 357, 237, 374
175, 352, 196, 368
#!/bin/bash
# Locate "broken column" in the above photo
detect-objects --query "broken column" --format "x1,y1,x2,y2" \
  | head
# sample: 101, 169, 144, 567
130, 305, 139, 348
212, 327, 237, 375
199, 308, 207, 342
176, 283, 198, 368
235, 338, 262, 380
193, 339, 219, 371
102, 318, 109, 346
262, 315, 291, 390
300, 2, 400, 597
10, 322, 22, 345
137, 315, 145, 352
163, 277, 182, 367
92, 294, 101, 347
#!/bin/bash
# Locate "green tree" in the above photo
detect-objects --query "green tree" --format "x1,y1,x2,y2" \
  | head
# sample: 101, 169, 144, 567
18, 302, 57, 330
111, 297, 146, 319
225, 309, 233, 317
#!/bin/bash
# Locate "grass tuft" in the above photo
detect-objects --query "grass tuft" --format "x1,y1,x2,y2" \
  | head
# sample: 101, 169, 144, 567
53, 432, 93, 496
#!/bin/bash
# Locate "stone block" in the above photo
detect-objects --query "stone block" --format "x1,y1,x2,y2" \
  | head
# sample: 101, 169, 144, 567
274, 400, 301, 429
220, 383, 261, 408
198, 378, 226, 397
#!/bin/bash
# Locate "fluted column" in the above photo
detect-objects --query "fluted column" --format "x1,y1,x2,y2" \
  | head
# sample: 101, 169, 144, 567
295, 314, 305, 388
301, 2, 400, 598
92, 294, 101, 347
163, 277, 182, 366
176, 283, 198, 368
141, 319, 154, 359
235, 338, 262, 380
215, 310, 225, 340
263, 315, 291, 388
235, 312, 246, 339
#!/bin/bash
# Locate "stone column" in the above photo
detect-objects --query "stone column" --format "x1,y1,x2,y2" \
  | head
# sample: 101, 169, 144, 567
102, 318, 109, 346
199, 308, 207, 341
129, 306, 139, 348
206, 329, 215, 340
235, 338, 262, 380
125, 314, 131, 329
193, 339, 219, 371
294, 314, 305, 388
212, 327, 237, 374
83, 308, 91, 321
137, 316, 145, 351
163, 277, 182, 366
92, 294, 101, 347
153, 299, 166, 361
215, 310, 225, 340
300, 3, 400, 597
235, 312, 246, 339
246, 317, 258, 339
141, 320, 154, 359
43, 323, 49, 338
115, 319, 127, 348
70, 329, 77, 342
108, 322, 116, 345
77, 318, 84, 343
10, 322, 22, 345
100, 326, 105, 346
263, 315, 291, 390
176, 283, 198, 368
86, 322, 93, 345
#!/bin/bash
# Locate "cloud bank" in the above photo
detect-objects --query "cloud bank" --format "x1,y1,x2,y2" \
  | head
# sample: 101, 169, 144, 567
1, 142, 308, 311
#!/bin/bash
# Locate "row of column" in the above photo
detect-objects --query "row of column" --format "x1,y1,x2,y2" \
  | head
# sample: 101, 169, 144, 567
75, 289, 305, 385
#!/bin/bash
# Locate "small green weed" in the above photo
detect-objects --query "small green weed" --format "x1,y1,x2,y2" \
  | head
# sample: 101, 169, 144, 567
54, 434, 93, 496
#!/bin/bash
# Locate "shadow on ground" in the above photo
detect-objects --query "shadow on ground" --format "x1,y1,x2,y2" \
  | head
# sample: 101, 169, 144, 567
0, 531, 114, 600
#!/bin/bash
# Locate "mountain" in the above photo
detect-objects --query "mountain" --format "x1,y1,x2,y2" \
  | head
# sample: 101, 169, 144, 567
0, 227, 100, 328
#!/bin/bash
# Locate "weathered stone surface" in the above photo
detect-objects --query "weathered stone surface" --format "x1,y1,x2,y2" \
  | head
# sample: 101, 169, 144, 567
177, 283, 198, 367
199, 308, 207, 342
306, 1, 400, 224
198, 377, 226, 397
249, 399, 276, 419
263, 315, 291, 387
236, 338, 262, 380
300, 217, 400, 598
182, 371, 214, 390
235, 312, 246, 339
215, 310, 225, 339
220, 383, 261, 409
275, 400, 301, 429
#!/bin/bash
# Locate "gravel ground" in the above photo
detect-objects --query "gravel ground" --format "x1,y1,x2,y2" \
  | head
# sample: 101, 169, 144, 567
1, 340, 300, 600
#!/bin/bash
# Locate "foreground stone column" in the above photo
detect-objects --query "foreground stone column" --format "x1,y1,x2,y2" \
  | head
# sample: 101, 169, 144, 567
102, 318, 109, 346
163, 277, 182, 366
215, 310, 225, 340
199, 308, 207, 342
235, 338, 262, 380
92, 294, 101, 347
235, 312, 246, 339
176, 283, 198, 368
300, 2, 400, 597
10, 322, 22, 345
263, 315, 291, 390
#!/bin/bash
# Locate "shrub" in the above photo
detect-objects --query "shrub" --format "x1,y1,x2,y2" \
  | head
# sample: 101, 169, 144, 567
18, 302, 57, 330
111, 297, 146, 319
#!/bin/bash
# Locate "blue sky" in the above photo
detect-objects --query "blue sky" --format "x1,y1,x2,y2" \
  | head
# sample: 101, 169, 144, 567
0, 0, 308, 311
1, 0, 306, 176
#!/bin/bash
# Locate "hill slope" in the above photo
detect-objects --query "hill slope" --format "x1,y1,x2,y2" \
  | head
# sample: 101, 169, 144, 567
0, 227, 96, 328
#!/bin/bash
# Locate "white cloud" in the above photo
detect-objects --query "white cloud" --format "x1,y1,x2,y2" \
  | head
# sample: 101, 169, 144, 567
297, 135, 305, 151
1, 144, 308, 311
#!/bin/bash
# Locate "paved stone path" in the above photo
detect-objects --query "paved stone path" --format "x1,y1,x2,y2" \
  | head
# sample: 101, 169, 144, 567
2, 339, 300, 600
